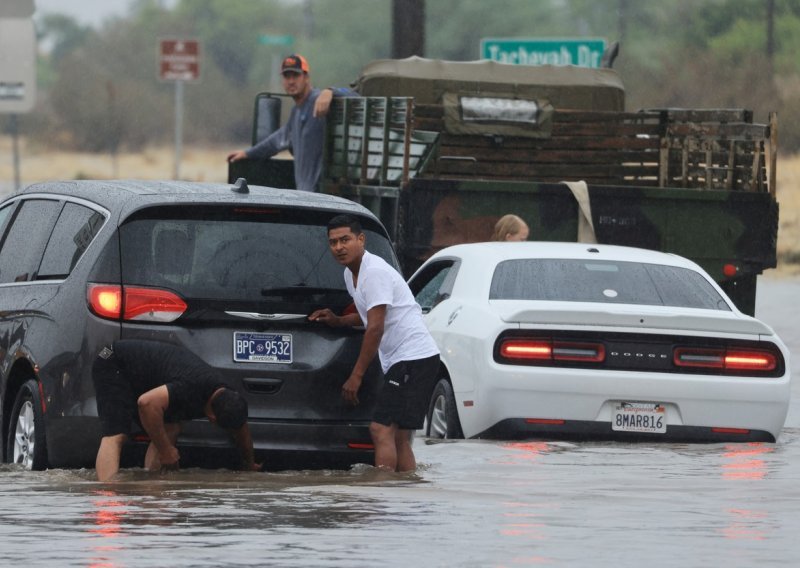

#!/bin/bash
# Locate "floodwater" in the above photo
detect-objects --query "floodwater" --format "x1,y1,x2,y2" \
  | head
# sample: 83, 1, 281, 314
1, 277, 798, 568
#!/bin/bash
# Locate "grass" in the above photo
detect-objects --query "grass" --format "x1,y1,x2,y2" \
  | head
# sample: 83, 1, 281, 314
1, 137, 798, 275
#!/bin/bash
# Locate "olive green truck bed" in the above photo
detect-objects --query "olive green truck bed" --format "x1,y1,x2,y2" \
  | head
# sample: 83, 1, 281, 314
229, 58, 778, 315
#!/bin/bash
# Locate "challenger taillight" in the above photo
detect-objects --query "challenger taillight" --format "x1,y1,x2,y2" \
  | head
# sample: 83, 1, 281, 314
88, 284, 187, 322
499, 338, 605, 364
500, 340, 551, 360
673, 347, 777, 372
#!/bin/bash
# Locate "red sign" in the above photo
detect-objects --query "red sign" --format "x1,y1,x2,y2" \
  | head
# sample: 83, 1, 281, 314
159, 39, 200, 81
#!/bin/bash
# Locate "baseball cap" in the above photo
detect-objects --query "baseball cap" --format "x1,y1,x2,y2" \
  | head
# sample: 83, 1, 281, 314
281, 54, 309, 75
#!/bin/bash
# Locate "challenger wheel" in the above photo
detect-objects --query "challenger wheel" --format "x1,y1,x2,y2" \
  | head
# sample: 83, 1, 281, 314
7, 379, 48, 470
425, 379, 463, 439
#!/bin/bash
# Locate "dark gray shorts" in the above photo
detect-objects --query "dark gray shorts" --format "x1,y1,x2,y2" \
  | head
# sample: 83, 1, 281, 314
372, 354, 440, 430
92, 354, 139, 437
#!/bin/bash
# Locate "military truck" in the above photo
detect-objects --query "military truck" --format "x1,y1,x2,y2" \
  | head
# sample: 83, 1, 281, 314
229, 57, 778, 316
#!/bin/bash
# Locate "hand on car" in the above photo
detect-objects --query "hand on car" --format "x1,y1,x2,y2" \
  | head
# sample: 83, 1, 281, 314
342, 374, 362, 405
309, 308, 339, 327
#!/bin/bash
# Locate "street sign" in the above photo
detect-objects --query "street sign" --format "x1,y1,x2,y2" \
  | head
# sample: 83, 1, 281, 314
259, 34, 294, 47
481, 38, 607, 68
0, 0, 36, 113
159, 39, 201, 82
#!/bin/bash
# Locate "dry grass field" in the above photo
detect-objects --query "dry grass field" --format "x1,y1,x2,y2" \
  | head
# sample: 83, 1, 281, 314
1, 137, 798, 275
774, 153, 800, 275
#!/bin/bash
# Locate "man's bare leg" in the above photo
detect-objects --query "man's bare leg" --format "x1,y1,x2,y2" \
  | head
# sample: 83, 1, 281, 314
96, 434, 128, 481
369, 421, 398, 471
395, 429, 416, 472
144, 423, 181, 471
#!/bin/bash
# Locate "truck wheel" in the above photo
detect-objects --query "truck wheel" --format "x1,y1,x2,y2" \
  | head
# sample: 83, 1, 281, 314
425, 379, 463, 439
7, 380, 48, 470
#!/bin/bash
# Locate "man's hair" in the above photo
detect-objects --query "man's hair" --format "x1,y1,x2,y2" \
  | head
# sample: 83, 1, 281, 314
211, 388, 248, 430
327, 214, 363, 235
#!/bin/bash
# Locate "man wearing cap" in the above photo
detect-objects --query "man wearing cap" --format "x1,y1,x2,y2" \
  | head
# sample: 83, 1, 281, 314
227, 54, 357, 192
93, 339, 259, 481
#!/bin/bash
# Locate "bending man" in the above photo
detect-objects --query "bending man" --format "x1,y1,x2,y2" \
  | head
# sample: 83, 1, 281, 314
93, 339, 258, 481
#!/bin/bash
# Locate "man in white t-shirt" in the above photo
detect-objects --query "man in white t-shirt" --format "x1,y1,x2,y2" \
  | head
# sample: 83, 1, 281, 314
309, 214, 440, 472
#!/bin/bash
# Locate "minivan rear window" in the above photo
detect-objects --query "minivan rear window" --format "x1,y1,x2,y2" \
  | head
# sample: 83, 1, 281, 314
119, 205, 395, 311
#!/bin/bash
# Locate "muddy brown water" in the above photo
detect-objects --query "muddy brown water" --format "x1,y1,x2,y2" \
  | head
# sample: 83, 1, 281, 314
0, 276, 798, 567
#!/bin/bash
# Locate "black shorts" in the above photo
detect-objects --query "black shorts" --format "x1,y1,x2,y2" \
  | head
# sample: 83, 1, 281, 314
92, 354, 139, 438
372, 354, 440, 430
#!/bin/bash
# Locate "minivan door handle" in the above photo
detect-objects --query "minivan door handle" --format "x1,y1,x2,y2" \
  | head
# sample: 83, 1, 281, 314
242, 377, 284, 395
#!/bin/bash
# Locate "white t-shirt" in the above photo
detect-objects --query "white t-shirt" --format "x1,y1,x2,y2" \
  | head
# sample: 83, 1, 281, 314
345, 251, 439, 373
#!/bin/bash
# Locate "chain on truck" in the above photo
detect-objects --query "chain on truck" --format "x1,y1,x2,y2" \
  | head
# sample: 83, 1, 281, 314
229, 55, 778, 317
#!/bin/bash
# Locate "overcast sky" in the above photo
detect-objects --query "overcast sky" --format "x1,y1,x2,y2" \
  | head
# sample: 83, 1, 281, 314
33, 0, 169, 28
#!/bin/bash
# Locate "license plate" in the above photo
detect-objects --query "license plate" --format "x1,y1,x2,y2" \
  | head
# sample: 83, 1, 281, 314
233, 332, 292, 363
612, 402, 666, 434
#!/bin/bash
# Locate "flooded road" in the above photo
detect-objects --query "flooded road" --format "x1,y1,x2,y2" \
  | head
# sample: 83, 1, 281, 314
1, 276, 798, 567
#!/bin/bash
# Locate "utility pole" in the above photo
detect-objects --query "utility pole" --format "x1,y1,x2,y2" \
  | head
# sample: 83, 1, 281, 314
392, 0, 425, 58
766, 0, 775, 65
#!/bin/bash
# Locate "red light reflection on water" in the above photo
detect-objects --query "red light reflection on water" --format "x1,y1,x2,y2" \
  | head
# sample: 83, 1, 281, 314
491, 442, 558, 564
721, 442, 772, 480
719, 508, 768, 541
85, 490, 128, 568
717, 443, 772, 541
491, 441, 552, 465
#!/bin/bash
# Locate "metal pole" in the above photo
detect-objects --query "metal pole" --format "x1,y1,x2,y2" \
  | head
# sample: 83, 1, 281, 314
11, 114, 20, 191
174, 80, 183, 179
271, 53, 280, 91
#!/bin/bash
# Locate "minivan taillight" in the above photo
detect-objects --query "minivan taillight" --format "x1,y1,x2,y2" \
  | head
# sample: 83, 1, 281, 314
88, 285, 122, 318
88, 284, 187, 322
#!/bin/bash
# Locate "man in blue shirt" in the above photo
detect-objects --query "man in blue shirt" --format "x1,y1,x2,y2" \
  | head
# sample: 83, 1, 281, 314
227, 54, 356, 191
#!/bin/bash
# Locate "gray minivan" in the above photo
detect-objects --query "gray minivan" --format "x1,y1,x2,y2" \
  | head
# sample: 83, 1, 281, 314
0, 180, 395, 470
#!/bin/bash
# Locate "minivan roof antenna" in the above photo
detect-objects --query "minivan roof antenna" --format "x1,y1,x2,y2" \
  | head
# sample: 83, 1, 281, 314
231, 178, 249, 194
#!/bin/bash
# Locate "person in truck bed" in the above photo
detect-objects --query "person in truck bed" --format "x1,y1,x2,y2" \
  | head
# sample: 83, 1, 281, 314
492, 214, 530, 242
226, 53, 357, 191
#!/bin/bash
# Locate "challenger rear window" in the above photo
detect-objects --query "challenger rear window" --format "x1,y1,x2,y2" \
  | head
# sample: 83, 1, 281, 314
118, 205, 396, 309
489, 259, 731, 311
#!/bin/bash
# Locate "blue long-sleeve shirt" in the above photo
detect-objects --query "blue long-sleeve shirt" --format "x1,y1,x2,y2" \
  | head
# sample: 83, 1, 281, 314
246, 87, 357, 191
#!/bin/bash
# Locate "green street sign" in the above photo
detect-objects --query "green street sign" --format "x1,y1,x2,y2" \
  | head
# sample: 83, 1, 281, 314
259, 34, 294, 47
481, 38, 607, 68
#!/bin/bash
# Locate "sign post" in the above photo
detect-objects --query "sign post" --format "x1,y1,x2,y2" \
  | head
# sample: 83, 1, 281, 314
259, 34, 294, 91
159, 39, 201, 179
480, 38, 607, 68
1, 0, 36, 192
